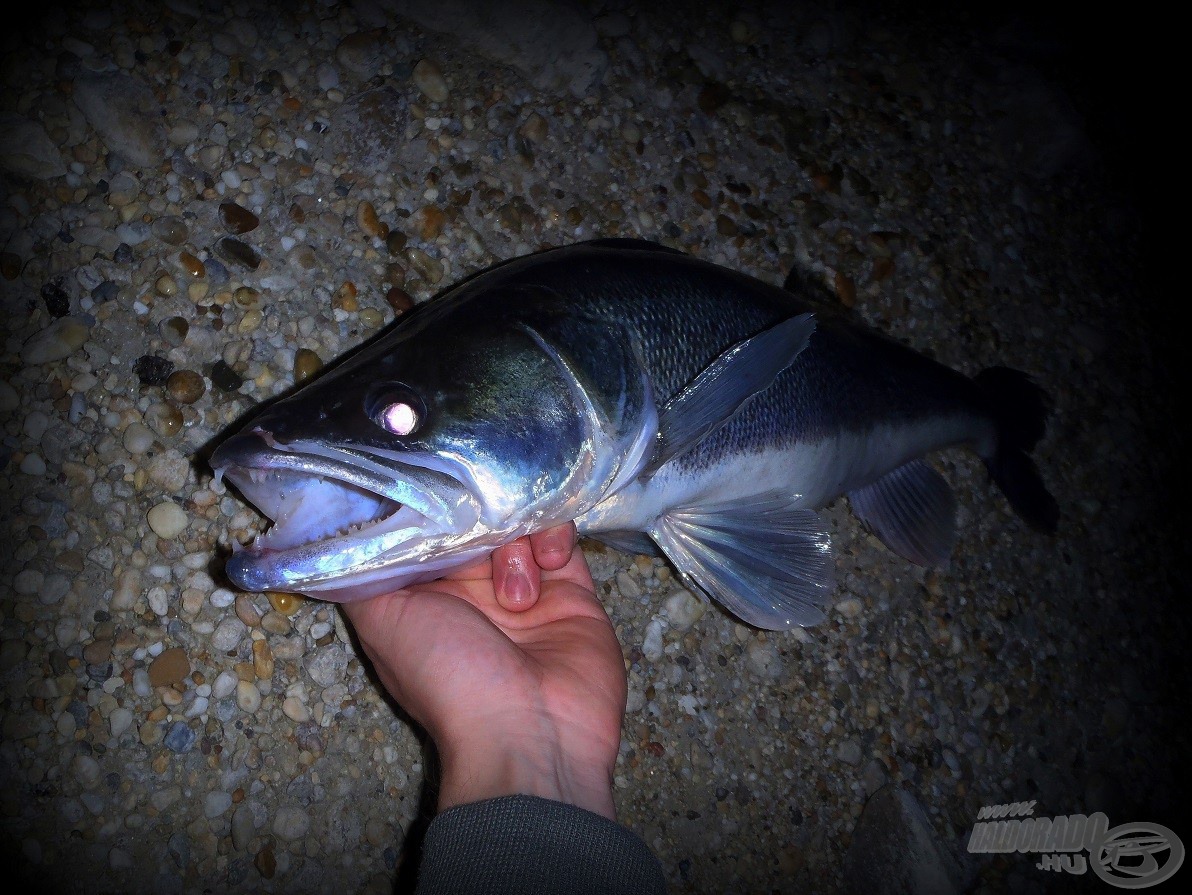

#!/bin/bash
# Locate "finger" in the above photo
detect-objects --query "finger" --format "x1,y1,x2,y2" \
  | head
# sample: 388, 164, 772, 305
529, 522, 578, 571
491, 536, 540, 612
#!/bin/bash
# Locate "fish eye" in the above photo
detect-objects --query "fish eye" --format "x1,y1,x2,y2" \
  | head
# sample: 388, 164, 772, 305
379, 401, 418, 436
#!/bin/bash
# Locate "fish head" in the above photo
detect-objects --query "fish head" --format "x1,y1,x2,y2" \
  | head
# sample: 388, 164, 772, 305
210, 300, 654, 601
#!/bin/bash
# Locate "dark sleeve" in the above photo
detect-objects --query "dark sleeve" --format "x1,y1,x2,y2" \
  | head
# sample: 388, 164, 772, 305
414, 794, 667, 895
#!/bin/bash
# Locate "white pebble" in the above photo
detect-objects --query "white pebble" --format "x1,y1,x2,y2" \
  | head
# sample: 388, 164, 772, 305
147, 502, 188, 538
212, 671, 238, 699
272, 805, 311, 840
745, 638, 783, 680
123, 423, 154, 454
663, 589, 705, 632
19, 453, 46, 475
147, 586, 169, 616
210, 588, 235, 608
204, 791, 233, 818
212, 617, 246, 652
282, 696, 310, 723
110, 707, 133, 738
642, 618, 665, 662
236, 680, 261, 713
23, 410, 50, 441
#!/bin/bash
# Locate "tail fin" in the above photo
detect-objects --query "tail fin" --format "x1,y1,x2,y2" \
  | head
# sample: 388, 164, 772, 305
973, 367, 1059, 532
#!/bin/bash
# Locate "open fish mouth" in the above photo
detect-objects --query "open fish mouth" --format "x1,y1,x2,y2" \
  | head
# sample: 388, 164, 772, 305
211, 429, 481, 594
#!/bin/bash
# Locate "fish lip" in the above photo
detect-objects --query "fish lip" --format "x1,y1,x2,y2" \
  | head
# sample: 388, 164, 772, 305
211, 428, 482, 591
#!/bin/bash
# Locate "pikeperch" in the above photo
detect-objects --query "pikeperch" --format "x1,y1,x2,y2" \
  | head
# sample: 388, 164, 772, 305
210, 239, 1057, 629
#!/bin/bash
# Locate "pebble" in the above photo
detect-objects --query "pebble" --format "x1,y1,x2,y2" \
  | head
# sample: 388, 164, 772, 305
642, 619, 665, 662
356, 201, 386, 238
166, 370, 205, 404
133, 355, 174, 386
272, 805, 311, 840
745, 638, 783, 679
151, 216, 188, 246
267, 591, 304, 616
72, 71, 166, 168
123, 423, 155, 454
215, 237, 261, 271
212, 618, 246, 652
293, 348, 323, 382
413, 59, 449, 103
210, 360, 244, 392
147, 502, 188, 538
178, 251, 205, 278
203, 791, 233, 818
144, 402, 184, 437
236, 680, 261, 713
148, 647, 190, 687
159, 316, 189, 346
163, 721, 196, 754
231, 804, 256, 850
0, 113, 67, 179
219, 202, 259, 234
282, 696, 311, 723
20, 317, 91, 365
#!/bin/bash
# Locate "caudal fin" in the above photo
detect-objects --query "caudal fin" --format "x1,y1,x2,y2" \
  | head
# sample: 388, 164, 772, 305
973, 367, 1059, 532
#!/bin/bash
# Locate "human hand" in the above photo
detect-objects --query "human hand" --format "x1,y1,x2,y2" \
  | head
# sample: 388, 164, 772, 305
341, 523, 626, 820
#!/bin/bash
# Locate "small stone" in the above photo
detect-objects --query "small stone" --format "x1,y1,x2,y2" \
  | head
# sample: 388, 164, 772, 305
212, 617, 247, 652
272, 805, 311, 840
166, 370, 205, 404
837, 738, 863, 765
133, 355, 174, 386
234, 594, 262, 627
233, 286, 261, 310
21, 317, 91, 364
255, 845, 276, 879
219, 201, 259, 234
231, 803, 255, 851
641, 619, 664, 662
519, 112, 548, 143
147, 501, 188, 538
145, 402, 184, 437
332, 281, 358, 312
294, 349, 322, 383
41, 281, 70, 317
160, 316, 189, 346
0, 113, 67, 179
252, 640, 274, 681
835, 596, 864, 619
72, 754, 102, 788
413, 59, 449, 103
385, 230, 407, 255
745, 638, 783, 679
151, 216, 189, 246
385, 287, 414, 314
164, 721, 196, 753
360, 307, 384, 327
155, 274, 179, 297
1, 252, 21, 279
267, 591, 304, 616
215, 237, 261, 270
148, 647, 190, 687
178, 251, 205, 278
282, 696, 311, 723
356, 201, 386, 238
210, 360, 244, 392
73, 71, 165, 168
834, 271, 856, 308
204, 791, 233, 818
663, 589, 705, 632
404, 247, 442, 284
236, 680, 261, 713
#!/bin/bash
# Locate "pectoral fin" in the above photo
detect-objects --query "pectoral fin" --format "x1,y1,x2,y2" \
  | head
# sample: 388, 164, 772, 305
847, 458, 957, 566
649, 492, 834, 630
642, 314, 815, 476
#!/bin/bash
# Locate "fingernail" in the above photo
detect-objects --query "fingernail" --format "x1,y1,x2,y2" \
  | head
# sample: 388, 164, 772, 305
506, 570, 531, 606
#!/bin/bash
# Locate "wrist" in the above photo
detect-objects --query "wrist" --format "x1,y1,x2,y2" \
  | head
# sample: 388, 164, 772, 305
437, 725, 616, 820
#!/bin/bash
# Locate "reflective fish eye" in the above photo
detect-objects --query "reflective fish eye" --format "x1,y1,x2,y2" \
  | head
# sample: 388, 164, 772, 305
379, 401, 418, 436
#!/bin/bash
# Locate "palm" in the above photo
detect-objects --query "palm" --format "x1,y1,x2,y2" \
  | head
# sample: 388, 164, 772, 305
342, 539, 626, 808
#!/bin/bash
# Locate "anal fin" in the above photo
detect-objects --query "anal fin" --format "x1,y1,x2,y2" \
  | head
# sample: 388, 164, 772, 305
649, 492, 834, 630
847, 458, 957, 566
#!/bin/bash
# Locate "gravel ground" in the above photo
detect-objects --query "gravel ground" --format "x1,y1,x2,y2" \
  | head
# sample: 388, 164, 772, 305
0, 2, 1177, 893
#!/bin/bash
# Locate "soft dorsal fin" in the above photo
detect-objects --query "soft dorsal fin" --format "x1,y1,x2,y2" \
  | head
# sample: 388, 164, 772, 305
642, 313, 815, 477
648, 491, 834, 629
848, 459, 957, 566
579, 238, 687, 255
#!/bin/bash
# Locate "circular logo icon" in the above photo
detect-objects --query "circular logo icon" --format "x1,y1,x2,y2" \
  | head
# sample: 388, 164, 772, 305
1092, 823, 1184, 889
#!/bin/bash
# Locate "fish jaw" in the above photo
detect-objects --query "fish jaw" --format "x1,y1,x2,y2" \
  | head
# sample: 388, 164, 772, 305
211, 429, 485, 597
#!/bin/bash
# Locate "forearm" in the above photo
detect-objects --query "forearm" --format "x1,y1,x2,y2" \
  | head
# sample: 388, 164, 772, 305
438, 732, 616, 820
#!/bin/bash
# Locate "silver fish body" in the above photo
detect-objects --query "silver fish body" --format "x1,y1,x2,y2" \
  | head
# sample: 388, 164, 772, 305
211, 240, 1056, 629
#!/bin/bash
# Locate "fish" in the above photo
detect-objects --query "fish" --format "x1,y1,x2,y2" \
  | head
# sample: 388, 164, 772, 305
210, 239, 1057, 630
